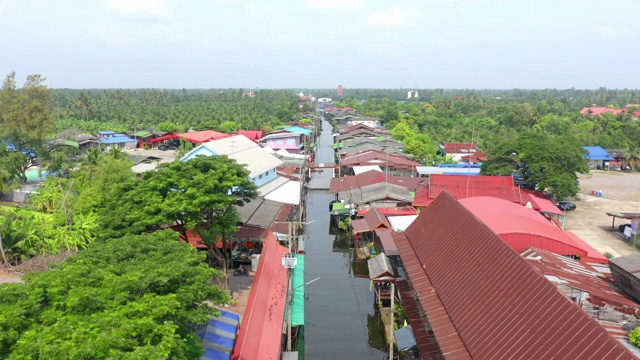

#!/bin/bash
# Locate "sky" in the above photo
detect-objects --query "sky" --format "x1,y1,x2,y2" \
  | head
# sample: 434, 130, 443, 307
1, 0, 639, 89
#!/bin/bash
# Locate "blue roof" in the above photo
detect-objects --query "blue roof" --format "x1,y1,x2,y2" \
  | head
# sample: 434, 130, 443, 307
99, 134, 136, 144
582, 146, 614, 161
98, 131, 116, 135
196, 309, 239, 360
284, 126, 313, 136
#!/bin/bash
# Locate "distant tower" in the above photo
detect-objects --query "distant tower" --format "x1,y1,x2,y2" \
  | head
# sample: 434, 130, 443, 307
337, 84, 343, 96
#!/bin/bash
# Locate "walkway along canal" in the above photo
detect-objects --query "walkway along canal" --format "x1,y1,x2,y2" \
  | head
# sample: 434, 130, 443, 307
304, 117, 387, 359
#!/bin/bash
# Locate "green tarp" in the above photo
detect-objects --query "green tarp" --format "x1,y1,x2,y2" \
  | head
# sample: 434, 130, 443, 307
285, 254, 305, 327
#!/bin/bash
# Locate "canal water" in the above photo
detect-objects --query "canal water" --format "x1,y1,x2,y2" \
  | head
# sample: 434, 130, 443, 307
304, 118, 386, 359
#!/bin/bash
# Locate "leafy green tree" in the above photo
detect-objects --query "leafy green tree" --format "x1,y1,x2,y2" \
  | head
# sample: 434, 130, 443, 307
630, 326, 640, 348
391, 120, 413, 142
155, 121, 179, 133
0, 72, 53, 152
481, 131, 589, 200
403, 134, 437, 164
124, 156, 257, 289
0, 230, 229, 359
217, 121, 238, 133
0, 146, 30, 184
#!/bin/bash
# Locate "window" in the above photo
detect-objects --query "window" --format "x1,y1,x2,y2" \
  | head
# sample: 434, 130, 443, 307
277, 139, 283, 145
286, 139, 294, 145
258, 174, 263, 179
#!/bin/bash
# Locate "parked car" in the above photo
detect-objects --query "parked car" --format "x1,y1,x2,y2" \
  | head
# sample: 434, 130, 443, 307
556, 201, 576, 211
158, 145, 168, 151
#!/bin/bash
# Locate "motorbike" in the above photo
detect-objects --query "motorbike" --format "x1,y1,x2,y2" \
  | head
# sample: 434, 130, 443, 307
233, 266, 249, 276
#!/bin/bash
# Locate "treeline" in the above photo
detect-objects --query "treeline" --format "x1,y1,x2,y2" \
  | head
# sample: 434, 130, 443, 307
332, 92, 640, 152
50, 88, 301, 135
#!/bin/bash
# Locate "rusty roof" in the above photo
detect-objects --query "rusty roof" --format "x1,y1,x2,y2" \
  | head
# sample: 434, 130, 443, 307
330, 170, 426, 194
340, 150, 420, 170
365, 207, 392, 231
397, 191, 636, 359
522, 247, 640, 317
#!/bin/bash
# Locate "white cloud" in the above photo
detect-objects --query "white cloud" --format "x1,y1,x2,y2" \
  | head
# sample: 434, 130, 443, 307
107, 0, 170, 19
368, 6, 421, 29
307, 0, 363, 12
593, 25, 632, 39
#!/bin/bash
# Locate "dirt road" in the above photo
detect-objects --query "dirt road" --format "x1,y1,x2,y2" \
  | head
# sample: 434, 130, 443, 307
563, 171, 640, 257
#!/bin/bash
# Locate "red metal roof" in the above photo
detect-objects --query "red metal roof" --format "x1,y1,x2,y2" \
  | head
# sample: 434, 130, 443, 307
396, 191, 635, 359
179, 130, 230, 143
375, 228, 398, 256
460, 196, 608, 263
365, 207, 391, 231
430, 174, 514, 188
269, 203, 294, 235
521, 189, 563, 215
232, 232, 288, 360
357, 207, 417, 216
581, 107, 627, 116
442, 142, 478, 154
351, 219, 369, 234
237, 130, 264, 142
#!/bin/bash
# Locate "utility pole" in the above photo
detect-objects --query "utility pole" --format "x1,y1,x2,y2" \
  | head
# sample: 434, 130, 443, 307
389, 282, 395, 360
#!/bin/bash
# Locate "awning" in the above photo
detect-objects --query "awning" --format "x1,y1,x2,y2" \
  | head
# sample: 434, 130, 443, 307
196, 309, 240, 360
285, 254, 305, 326
150, 134, 180, 143
351, 219, 370, 234
394, 325, 417, 351
375, 228, 399, 257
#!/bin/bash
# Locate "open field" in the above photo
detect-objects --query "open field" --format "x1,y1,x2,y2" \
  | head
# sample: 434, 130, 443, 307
563, 171, 640, 257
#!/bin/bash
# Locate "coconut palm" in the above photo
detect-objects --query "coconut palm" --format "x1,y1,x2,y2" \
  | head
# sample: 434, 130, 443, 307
41, 151, 73, 178
623, 146, 640, 171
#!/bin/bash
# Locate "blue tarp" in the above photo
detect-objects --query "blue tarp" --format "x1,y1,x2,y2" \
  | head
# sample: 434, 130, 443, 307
582, 146, 614, 161
196, 309, 240, 360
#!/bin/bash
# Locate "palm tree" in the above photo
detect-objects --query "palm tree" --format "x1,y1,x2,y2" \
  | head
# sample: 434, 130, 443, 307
107, 147, 126, 160
41, 151, 73, 178
80, 148, 101, 178
623, 146, 640, 171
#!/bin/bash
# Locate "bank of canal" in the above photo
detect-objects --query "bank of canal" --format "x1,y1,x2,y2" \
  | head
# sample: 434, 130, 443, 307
304, 118, 386, 359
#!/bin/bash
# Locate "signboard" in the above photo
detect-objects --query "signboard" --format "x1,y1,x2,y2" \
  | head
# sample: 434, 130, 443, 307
337, 84, 343, 96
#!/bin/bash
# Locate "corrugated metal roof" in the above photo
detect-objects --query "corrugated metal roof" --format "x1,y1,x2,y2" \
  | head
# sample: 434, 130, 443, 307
522, 247, 640, 316
232, 233, 288, 360
460, 196, 608, 263
340, 150, 419, 170
330, 170, 425, 194
397, 191, 635, 359
375, 228, 398, 256
583, 146, 616, 161
237, 197, 282, 229
365, 207, 392, 231
367, 252, 397, 280
396, 279, 445, 359
351, 219, 369, 234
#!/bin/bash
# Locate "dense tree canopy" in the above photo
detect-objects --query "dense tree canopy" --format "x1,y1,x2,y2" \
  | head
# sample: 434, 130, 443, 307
111, 155, 258, 289
0, 231, 228, 360
481, 131, 589, 199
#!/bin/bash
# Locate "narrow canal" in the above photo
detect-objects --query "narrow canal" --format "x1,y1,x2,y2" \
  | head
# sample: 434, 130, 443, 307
304, 117, 386, 359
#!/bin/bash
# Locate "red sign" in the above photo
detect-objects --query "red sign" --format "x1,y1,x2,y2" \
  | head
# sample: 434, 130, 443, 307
337, 84, 343, 96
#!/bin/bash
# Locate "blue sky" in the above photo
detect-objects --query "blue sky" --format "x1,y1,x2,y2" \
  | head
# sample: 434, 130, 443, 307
1, 0, 639, 89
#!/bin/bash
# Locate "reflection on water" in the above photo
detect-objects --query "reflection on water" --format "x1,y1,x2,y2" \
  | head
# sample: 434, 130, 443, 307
304, 118, 386, 359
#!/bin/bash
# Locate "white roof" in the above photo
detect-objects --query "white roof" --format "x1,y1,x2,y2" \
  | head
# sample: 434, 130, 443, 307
388, 215, 418, 232
416, 167, 481, 176
196, 135, 283, 177
258, 176, 289, 196
264, 180, 301, 205
275, 148, 307, 159
131, 163, 157, 174
262, 146, 276, 154
353, 165, 383, 175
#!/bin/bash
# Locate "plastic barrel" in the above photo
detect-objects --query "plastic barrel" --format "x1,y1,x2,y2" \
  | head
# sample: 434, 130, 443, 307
250, 255, 261, 272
